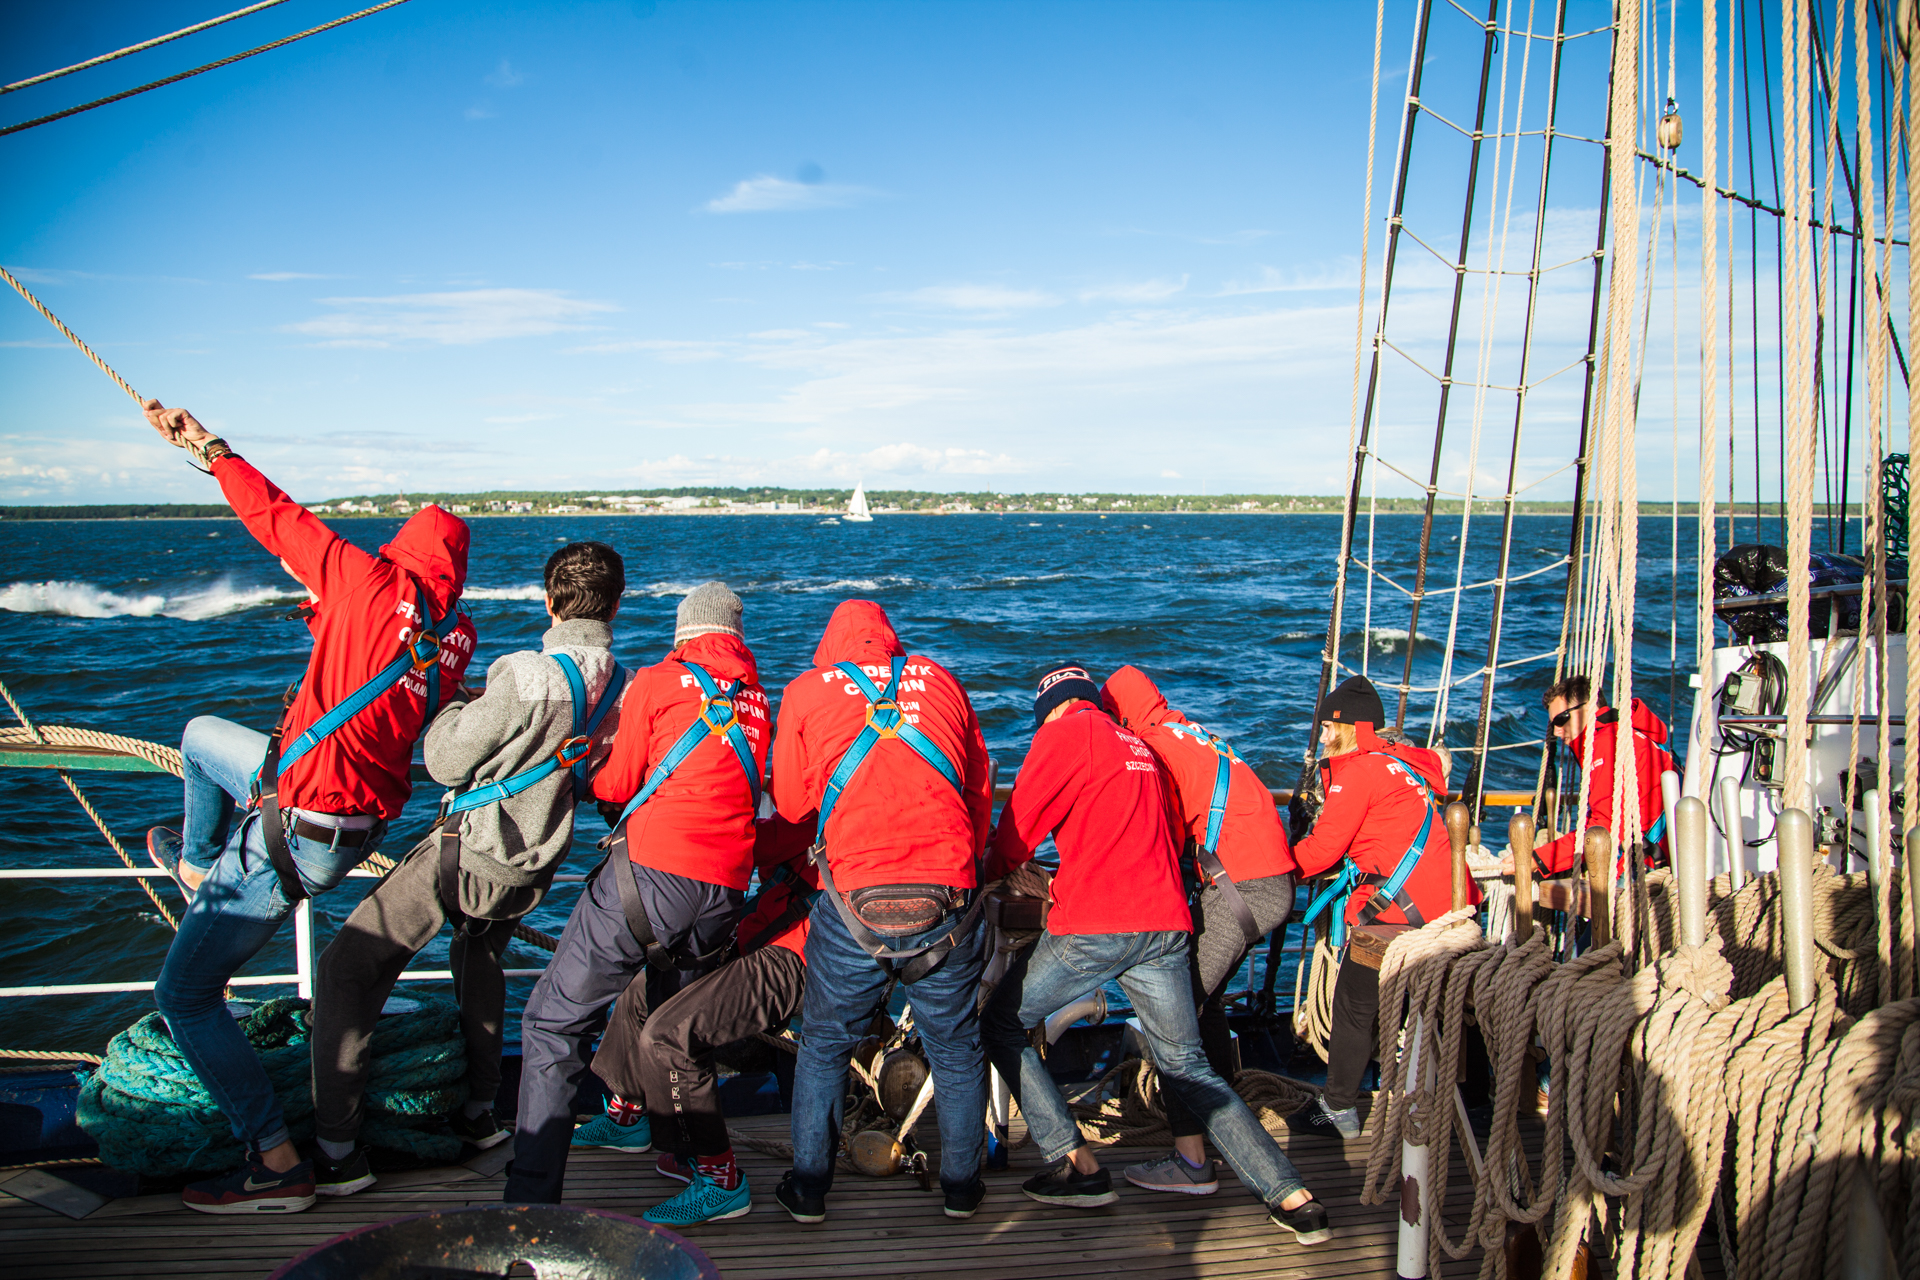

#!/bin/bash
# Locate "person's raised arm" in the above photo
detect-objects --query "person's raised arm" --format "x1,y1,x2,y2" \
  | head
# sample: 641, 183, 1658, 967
984, 724, 1079, 880
143, 399, 373, 597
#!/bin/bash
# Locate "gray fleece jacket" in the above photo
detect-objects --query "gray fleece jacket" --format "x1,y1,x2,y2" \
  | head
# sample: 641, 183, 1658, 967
424, 617, 624, 891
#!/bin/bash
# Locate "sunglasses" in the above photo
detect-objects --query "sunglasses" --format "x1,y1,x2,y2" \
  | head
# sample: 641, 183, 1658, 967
1550, 702, 1587, 729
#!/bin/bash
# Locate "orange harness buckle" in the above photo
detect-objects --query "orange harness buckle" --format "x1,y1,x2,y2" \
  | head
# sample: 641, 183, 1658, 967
555, 735, 592, 768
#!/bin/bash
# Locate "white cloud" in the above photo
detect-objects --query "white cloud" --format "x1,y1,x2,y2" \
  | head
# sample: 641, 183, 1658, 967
485, 59, 526, 88
1079, 276, 1189, 303
1161, 469, 1182, 478
883, 284, 1060, 312
702, 176, 873, 213
1218, 265, 1358, 296
465, 105, 496, 121
287, 288, 617, 347
570, 337, 727, 361
249, 272, 333, 282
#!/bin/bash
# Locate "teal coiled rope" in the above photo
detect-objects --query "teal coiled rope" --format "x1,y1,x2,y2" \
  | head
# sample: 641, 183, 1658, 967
77, 996, 469, 1177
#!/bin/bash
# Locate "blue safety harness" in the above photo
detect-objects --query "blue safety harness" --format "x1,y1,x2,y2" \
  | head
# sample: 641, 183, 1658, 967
600, 660, 764, 967
444, 654, 627, 818
1163, 720, 1263, 946
1299, 753, 1437, 947
433, 652, 627, 934
253, 585, 459, 904
808, 656, 980, 984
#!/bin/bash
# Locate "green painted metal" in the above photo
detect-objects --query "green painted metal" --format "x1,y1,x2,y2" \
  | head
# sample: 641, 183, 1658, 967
0, 746, 170, 774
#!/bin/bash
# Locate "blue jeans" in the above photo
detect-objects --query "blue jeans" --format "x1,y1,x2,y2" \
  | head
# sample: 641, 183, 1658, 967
154, 806, 381, 1154
980, 930, 1308, 1207
180, 716, 269, 871
791, 897, 987, 1199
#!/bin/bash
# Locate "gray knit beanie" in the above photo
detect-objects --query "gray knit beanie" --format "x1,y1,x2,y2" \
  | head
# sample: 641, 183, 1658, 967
675, 581, 744, 644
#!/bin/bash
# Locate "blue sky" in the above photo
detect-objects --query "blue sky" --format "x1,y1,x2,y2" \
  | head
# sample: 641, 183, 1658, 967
4, 1, 1703, 504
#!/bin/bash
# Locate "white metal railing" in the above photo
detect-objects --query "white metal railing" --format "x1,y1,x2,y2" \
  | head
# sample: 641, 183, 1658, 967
0, 865, 587, 999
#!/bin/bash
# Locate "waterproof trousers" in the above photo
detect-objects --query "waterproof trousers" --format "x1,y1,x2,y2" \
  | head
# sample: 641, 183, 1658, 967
503, 856, 737, 1203
1322, 956, 1380, 1112
593, 945, 807, 1159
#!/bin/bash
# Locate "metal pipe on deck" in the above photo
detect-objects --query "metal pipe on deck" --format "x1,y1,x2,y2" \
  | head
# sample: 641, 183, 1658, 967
1862, 790, 1884, 888
1396, 1012, 1431, 1279
1717, 774, 1746, 887
1673, 797, 1708, 948
1777, 809, 1816, 1011
1509, 814, 1535, 942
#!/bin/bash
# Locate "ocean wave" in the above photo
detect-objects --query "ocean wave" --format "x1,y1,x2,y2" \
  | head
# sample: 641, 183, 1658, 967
0, 579, 302, 621
464, 584, 547, 601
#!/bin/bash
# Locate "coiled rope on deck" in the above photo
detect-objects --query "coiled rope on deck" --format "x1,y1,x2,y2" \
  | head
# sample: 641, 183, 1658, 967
77, 996, 469, 1177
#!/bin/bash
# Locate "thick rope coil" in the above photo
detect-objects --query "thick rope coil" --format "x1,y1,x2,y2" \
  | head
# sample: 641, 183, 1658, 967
1360, 906, 1486, 1207
0, 724, 185, 774
76, 996, 470, 1177
1292, 930, 1338, 1063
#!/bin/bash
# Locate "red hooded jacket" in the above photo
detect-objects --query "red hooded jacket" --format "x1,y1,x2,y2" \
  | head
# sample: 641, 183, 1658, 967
769, 601, 993, 893
986, 701, 1192, 936
737, 813, 821, 960
1292, 724, 1474, 927
591, 633, 771, 890
1535, 698, 1676, 876
212, 454, 475, 820
1099, 666, 1296, 884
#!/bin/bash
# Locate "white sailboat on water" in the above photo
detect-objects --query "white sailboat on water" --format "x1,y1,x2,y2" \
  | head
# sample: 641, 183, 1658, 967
844, 483, 874, 522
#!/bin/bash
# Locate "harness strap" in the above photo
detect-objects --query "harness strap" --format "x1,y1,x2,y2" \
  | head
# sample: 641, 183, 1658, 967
810, 843, 982, 984
255, 584, 455, 904
817, 657, 962, 831
444, 654, 626, 818
610, 661, 760, 831
1166, 721, 1261, 948
1298, 753, 1438, 939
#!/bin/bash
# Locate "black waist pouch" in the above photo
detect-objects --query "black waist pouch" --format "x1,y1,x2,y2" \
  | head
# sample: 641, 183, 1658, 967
846, 883, 961, 937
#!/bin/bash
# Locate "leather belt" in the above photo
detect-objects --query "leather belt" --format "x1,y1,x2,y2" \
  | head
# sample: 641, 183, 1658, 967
289, 817, 375, 848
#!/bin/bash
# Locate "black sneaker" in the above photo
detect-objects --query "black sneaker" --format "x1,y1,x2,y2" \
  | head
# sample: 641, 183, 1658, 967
775, 1171, 826, 1224
1021, 1161, 1118, 1208
1268, 1195, 1332, 1245
313, 1144, 376, 1197
943, 1178, 987, 1220
449, 1107, 510, 1150
181, 1152, 315, 1215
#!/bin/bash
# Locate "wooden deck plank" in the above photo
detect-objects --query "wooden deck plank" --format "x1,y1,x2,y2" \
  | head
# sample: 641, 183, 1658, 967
0, 1115, 1500, 1279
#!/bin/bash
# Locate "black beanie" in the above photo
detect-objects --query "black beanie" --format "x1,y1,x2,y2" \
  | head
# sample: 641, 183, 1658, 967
1315, 674, 1385, 727
1034, 664, 1102, 729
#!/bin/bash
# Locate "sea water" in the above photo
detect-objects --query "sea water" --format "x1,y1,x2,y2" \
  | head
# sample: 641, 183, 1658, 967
0, 511, 1697, 1051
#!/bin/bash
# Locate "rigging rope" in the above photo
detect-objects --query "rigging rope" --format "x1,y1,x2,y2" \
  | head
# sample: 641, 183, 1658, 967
0, 1, 294, 96
0, 0, 413, 140
0, 265, 143, 405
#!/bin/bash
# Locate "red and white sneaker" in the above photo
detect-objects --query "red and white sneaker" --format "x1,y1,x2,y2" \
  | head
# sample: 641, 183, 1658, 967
182, 1152, 316, 1214
655, 1152, 696, 1184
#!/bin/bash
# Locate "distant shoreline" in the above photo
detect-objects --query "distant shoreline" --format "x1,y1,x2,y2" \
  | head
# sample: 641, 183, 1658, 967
0, 507, 1727, 523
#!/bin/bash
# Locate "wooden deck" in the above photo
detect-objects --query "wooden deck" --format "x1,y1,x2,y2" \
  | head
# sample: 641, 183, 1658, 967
0, 1111, 1492, 1279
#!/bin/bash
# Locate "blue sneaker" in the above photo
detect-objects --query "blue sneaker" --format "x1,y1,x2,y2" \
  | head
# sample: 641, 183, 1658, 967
571, 1114, 652, 1151
644, 1172, 751, 1225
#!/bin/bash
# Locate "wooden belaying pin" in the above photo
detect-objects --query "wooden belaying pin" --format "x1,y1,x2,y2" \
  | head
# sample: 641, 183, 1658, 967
1508, 813, 1535, 944
1584, 826, 1613, 948
1445, 802, 1472, 913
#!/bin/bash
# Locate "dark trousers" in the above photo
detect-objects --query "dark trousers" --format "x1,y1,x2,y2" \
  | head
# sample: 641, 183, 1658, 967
594, 945, 807, 1158
1322, 956, 1380, 1112
311, 841, 520, 1144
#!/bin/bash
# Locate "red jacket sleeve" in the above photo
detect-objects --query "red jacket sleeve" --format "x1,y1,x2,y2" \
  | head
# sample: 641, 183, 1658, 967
985, 721, 1082, 879
1537, 737, 1619, 875
212, 453, 376, 601
1292, 769, 1368, 878
770, 686, 814, 825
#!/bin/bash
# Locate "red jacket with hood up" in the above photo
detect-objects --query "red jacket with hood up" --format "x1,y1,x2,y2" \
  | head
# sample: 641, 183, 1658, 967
1100, 665, 1296, 884
212, 453, 475, 820
985, 701, 1191, 936
591, 633, 771, 890
1535, 698, 1676, 876
769, 600, 993, 894
1292, 724, 1473, 927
